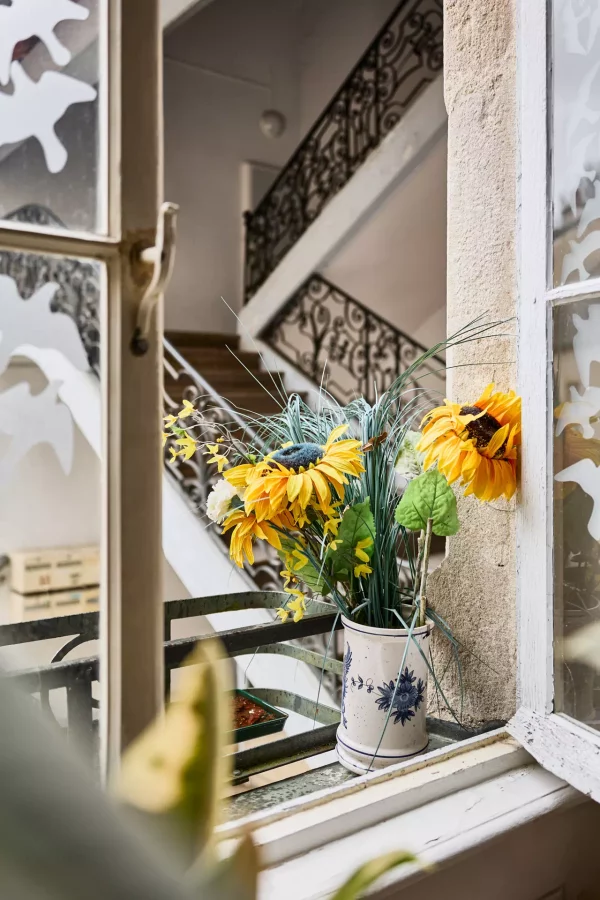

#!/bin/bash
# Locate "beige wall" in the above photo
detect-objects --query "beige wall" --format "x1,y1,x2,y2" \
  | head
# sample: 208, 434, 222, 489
428, 0, 518, 724
323, 134, 447, 348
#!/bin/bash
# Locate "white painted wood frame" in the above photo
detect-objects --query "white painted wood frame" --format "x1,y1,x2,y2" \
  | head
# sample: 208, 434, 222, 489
0, 0, 164, 779
508, 0, 600, 800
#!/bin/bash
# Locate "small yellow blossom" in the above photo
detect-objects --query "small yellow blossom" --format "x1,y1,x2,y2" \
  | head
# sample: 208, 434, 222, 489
162, 432, 169, 448
169, 447, 180, 465
205, 443, 220, 455
175, 435, 198, 461
280, 568, 295, 589
164, 414, 177, 427
323, 516, 341, 536
287, 595, 306, 623
290, 548, 309, 570
178, 399, 196, 419
329, 538, 341, 552
276, 607, 291, 623
208, 454, 228, 473
354, 537, 373, 563
354, 563, 373, 579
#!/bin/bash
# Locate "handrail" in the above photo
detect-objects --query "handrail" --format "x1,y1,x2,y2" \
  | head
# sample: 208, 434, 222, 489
243, 0, 443, 302
261, 274, 446, 406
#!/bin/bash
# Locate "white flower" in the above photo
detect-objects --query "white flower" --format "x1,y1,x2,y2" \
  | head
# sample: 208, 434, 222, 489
394, 431, 425, 490
206, 478, 238, 524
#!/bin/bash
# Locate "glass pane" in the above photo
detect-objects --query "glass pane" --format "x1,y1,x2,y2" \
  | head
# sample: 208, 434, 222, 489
0, 239, 103, 761
552, 0, 600, 286
553, 296, 600, 727
0, 0, 107, 234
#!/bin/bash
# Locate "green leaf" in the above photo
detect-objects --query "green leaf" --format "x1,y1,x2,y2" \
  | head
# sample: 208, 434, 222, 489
117, 639, 232, 865
192, 835, 259, 900
278, 539, 330, 595
328, 499, 376, 579
330, 850, 419, 900
394, 469, 459, 537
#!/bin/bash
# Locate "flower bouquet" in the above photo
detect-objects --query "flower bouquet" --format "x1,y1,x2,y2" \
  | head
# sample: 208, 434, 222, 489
165, 321, 521, 772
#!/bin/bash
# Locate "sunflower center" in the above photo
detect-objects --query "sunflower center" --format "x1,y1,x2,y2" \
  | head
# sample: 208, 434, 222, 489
460, 405, 503, 451
271, 442, 323, 471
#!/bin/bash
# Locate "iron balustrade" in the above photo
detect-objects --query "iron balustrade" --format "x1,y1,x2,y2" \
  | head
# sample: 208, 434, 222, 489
0, 594, 493, 786
0, 592, 343, 780
261, 274, 446, 407
243, 0, 443, 303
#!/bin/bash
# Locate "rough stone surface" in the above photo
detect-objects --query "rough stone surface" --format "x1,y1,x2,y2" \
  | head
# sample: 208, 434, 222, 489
428, 0, 517, 726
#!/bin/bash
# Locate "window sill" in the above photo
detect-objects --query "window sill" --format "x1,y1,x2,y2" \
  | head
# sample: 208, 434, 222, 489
219, 731, 571, 877
257, 754, 579, 899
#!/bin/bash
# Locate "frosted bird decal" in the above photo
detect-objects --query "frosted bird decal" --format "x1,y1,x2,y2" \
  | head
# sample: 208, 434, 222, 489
0, 0, 89, 85
556, 385, 600, 439
561, 0, 600, 56
0, 381, 74, 484
0, 274, 88, 377
0, 63, 97, 173
561, 230, 600, 286
578, 179, 600, 238
572, 308, 600, 390
555, 458, 600, 541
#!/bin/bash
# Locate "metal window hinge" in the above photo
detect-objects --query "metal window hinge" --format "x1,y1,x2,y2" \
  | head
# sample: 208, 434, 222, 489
131, 201, 179, 356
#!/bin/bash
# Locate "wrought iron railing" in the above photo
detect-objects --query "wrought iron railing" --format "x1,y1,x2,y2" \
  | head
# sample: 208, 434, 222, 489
243, 0, 443, 302
162, 339, 285, 594
0, 204, 283, 598
0, 592, 343, 780
261, 274, 446, 407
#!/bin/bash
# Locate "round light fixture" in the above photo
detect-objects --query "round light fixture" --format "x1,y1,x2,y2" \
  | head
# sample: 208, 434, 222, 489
259, 109, 287, 139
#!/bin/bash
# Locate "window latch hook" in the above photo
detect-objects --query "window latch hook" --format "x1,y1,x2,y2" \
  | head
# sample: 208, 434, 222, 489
131, 201, 179, 356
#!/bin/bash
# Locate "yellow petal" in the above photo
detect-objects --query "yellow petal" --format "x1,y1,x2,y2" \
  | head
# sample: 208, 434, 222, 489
324, 424, 349, 451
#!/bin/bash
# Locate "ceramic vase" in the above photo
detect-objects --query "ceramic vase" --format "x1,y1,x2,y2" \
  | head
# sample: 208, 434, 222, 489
337, 615, 433, 775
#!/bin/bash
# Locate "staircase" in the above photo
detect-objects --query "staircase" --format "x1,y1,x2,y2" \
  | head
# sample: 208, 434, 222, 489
164, 331, 286, 418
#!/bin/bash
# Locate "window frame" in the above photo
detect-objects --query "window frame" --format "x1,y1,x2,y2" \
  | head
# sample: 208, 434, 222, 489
0, 0, 164, 779
508, 0, 600, 800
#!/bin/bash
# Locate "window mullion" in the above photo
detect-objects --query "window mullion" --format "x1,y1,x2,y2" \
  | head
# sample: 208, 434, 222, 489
516, 0, 553, 715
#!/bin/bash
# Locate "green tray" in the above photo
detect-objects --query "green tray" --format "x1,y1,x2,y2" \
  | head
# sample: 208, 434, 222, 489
233, 689, 288, 742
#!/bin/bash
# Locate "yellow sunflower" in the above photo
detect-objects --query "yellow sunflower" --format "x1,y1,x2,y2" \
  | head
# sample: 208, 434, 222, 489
417, 383, 521, 502
239, 425, 364, 523
222, 508, 294, 567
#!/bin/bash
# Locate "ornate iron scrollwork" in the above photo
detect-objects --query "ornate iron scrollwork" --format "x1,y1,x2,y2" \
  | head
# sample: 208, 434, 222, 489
243, 0, 443, 302
262, 274, 446, 408
0, 205, 101, 373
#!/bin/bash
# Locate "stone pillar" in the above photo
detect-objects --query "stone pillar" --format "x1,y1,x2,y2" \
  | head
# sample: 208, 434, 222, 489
429, 0, 518, 725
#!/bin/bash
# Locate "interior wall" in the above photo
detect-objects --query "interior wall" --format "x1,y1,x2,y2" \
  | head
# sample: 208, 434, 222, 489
322, 134, 447, 348
297, 0, 399, 135
163, 0, 304, 334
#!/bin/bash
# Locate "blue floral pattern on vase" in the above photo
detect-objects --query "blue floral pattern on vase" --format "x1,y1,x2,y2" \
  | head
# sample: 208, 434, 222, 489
350, 674, 374, 693
341, 643, 352, 728
375, 667, 425, 725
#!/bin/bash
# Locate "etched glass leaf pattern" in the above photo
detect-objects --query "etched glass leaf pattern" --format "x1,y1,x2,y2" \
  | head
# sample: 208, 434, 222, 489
0, 0, 90, 85
553, 297, 600, 729
553, 0, 600, 285
0, 266, 90, 481
0, 0, 105, 233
